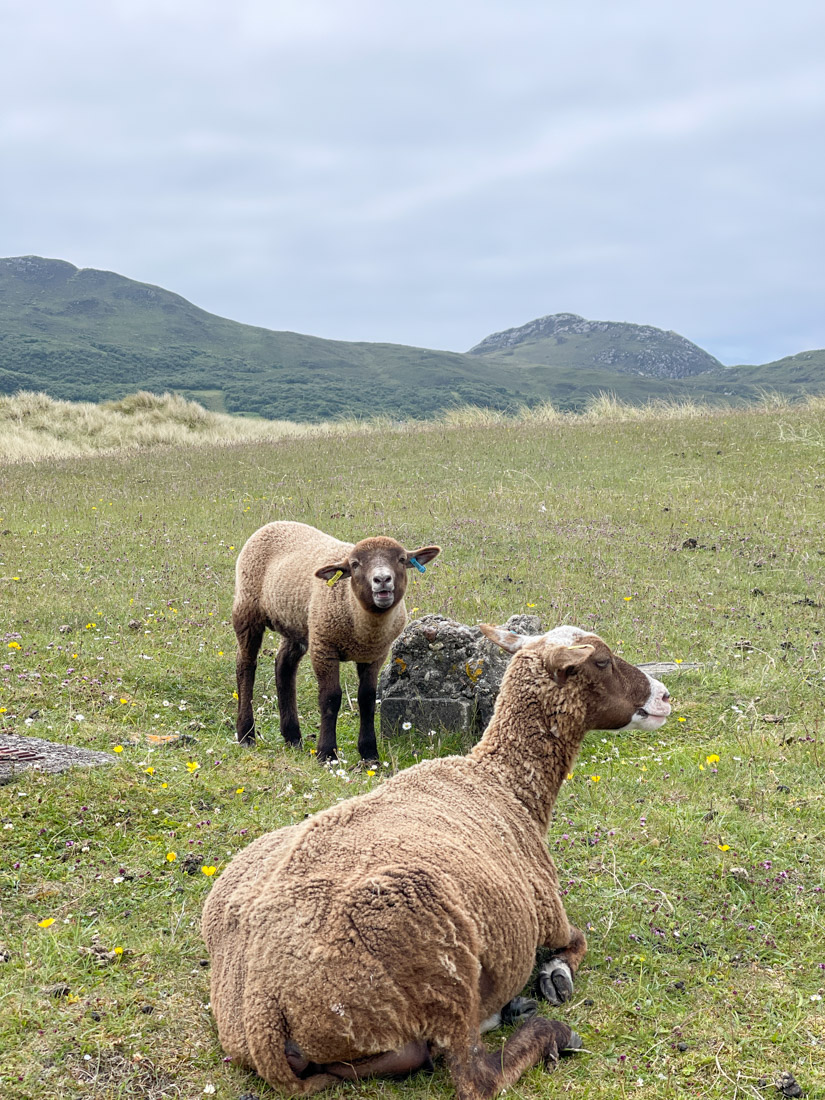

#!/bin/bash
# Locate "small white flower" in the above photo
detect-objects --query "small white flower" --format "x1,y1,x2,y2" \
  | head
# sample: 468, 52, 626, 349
402, 721, 412, 730
74, 714, 85, 722
811, 993, 823, 1002
112, 876, 124, 885
203, 1086, 216, 1096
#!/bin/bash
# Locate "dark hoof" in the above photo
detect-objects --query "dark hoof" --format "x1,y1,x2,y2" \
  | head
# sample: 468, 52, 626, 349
237, 730, 256, 745
563, 1030, 583, 1052
282, 737, 302, 750
500, 996, 538, 1026
538, 959, 574, 1006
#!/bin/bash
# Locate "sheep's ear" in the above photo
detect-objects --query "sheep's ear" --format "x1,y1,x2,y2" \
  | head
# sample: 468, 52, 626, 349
545, 643, 593, 686
479, 623, 530, 654
315, 560, 352, 583
405, 545, 441, 568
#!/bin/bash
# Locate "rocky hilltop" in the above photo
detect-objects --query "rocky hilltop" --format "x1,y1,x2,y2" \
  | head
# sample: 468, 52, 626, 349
468, 312, 723, 380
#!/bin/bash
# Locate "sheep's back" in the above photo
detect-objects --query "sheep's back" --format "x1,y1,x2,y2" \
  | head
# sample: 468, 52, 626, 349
234, 521, 353, 636
204, 757, 547, 1057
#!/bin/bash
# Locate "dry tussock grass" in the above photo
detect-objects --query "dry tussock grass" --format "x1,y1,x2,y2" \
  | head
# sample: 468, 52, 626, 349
0, 388, 819, 465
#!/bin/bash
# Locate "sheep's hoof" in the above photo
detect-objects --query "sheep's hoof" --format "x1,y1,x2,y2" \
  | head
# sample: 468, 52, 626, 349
538, 959, 574, 1005
500, 996, 538, 1026
237, 730, 256, 746
563, 1030, 583, 1052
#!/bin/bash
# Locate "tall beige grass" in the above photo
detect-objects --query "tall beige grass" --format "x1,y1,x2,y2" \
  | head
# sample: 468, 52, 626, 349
0, 390, 315, 464
1, 388, 821, 465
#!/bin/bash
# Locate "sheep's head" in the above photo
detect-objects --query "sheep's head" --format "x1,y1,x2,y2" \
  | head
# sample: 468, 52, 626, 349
315, 538, 440, 613
480, 623, 671, 732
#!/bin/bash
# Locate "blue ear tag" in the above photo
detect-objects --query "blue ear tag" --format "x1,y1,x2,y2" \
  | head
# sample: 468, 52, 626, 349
327, 569, 344, 587
410, 557, 426, 574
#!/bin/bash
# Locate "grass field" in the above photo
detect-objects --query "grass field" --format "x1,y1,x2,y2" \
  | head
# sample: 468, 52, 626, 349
0, 399, 823, 1099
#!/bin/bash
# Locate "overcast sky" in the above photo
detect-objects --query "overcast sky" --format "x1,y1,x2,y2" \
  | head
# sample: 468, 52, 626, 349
2, 0, 824, 364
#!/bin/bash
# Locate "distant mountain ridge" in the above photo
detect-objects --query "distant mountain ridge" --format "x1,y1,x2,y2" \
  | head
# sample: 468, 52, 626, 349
468, 312, 723, 379
1, 255, 823, 419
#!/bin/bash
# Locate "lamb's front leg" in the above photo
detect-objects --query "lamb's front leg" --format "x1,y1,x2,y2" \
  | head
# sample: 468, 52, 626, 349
537, 924, 587, 1006
355, 658, 383, 763
312, 652, 342, 762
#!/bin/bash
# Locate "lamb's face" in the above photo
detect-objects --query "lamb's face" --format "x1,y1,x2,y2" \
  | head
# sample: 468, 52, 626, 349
315, 538, 440, 614
349, 537, 410, 612
480, 623, 672, 732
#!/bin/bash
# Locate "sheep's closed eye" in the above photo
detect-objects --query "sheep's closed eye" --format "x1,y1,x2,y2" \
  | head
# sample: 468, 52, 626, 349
350, 560, 361, 570
594, 658, 611, 670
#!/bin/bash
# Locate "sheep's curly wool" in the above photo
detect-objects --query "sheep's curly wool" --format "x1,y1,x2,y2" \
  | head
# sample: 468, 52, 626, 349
203, 646, 583, 1090
203, 629, 670, 1097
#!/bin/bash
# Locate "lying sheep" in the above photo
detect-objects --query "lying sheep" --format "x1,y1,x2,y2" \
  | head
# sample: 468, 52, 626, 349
232, 521, 440, 761
202, 623, 671, 1099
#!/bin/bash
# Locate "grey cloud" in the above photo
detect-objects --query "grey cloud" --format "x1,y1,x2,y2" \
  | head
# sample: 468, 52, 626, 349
1, 0, 824, 363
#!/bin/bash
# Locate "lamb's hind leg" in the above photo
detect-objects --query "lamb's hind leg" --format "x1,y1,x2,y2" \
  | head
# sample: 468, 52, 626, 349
538, 925, 588, 1007
234, 616, 265, 744
276, 636, 307, 746
445, 1018, 581, 1100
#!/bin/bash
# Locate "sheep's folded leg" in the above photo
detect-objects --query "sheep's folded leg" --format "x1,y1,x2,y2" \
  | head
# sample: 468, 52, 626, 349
537, 924, 587, 1006
445, 1018, 580, 1100
286, 1041, 433, 1082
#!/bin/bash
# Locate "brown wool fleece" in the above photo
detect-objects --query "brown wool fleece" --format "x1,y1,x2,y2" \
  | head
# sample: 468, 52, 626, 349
202, 644, 591, 1094
233, 521, 409, 665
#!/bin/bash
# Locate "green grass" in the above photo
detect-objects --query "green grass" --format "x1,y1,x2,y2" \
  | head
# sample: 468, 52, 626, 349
0, 401, 823, 1099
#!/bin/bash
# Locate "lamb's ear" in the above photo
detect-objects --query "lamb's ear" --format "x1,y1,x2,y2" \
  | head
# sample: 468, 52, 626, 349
315, 560, 352, 583
405, 545, 441, 568
545, 643, 593, 687
479, 623, 530, 654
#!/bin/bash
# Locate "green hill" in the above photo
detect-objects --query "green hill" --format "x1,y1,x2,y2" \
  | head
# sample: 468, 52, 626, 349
468, 311, 724, 378
1, 256, 823, 418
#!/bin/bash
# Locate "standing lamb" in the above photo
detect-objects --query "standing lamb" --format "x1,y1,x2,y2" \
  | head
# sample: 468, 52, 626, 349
203, 623, 671, 1099
232, 521, 440, 761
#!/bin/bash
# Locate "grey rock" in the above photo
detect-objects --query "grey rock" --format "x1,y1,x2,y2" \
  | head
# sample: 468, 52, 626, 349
378, 613, 541, 739
0, 733, 116, 784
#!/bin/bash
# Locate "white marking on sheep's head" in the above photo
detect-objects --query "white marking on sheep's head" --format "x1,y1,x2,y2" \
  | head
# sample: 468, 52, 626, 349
315, 539, 440, 613
479, 623, 672, 732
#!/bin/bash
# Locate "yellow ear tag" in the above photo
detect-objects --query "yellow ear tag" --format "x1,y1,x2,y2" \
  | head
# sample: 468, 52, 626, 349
327, 569, 344, 587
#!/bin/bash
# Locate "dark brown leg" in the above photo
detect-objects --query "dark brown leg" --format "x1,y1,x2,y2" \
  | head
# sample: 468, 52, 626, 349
312, 654, 341, 762
445, 1018, 579, 1100
285, 1042, 432, 1089
538, 925, 588, 1006
356, 659, 383, 762
234, 616, 265, 744
275, 636, 307, 746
